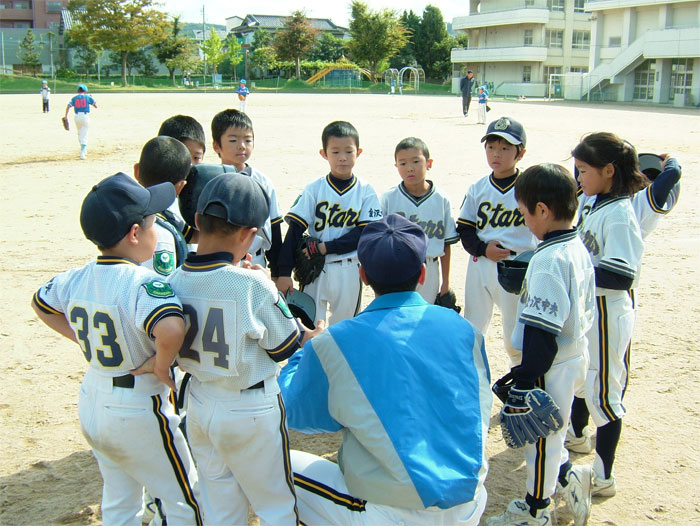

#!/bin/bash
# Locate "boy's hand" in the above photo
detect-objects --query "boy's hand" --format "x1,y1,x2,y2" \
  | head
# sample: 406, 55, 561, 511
131, 355, 156, 375
277, 276, 294, 295
154, 364, 177, 392
301, 319, 326, 346
485, 241, 512, 262
439, 282, 450, 296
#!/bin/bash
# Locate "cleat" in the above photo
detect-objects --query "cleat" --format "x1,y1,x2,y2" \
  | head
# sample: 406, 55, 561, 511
565, 426, 592, 454
556, 464, 592, 525
484, 499, 551, 526
592, 473, 617, 497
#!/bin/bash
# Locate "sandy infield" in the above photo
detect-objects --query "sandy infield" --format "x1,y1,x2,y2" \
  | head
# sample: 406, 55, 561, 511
0, 92, 698, 525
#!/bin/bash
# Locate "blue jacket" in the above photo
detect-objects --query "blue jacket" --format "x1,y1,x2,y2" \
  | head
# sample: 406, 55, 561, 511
279, 291, 492, 509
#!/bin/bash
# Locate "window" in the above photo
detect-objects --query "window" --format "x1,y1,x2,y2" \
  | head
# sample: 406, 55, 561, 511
608, 36, 621, 47
525, 0, 534, 5
633, 59, 656, 100
669, 58, 693, 101
523, 66, 531, 83
524, 29, 533, 46
570, 66, 589, 73
14, 21, 30, 27
546, 30, 563, 48
47, 1, 61, 13
13, 1, 30, 7
574, 0, 585, 13
548, 0, 565, 12
543, 65, 562, 83
572, 30, 590, 49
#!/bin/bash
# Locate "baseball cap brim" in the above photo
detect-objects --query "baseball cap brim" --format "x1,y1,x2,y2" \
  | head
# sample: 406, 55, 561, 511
143, 181, 177, 216
480, 131, 523, 145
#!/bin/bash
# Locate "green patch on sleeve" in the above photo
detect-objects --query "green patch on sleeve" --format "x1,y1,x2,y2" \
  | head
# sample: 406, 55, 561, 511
153, 250, 176, 276
275, 292, 294, 319
143, 280, 175, 298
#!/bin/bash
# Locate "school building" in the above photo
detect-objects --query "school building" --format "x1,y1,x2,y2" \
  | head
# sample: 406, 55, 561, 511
451, 0, 700, 106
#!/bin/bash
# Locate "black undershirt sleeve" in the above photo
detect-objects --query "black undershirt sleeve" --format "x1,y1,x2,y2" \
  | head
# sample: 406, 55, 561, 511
277, 222, 305, 278
456, 222, 487, 257
651, 158, 681, 207
324, 226, 364, 255
512, 324, 558, 390
594, 267, 634, 290
265, 222, 282, 278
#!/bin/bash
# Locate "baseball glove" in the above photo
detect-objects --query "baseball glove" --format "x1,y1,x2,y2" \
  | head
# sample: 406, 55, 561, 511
492, 371, 515, 404
293, 235, 325, 288
238, 93, 246, 101
61, 116, 70, 131
435, 289, 461, 313
500, 387, 564, 448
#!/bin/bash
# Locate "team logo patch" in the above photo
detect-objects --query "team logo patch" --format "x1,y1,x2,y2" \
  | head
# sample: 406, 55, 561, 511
143, 281, 175, 298
153, 251, 175, 276
275, 292, 294, 319
494, 117, 510, 130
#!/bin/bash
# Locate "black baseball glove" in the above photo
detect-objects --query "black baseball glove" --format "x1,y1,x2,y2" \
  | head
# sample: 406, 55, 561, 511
435, 289, 461, 313
293, 235, 325, 287
492, 371, 515, 404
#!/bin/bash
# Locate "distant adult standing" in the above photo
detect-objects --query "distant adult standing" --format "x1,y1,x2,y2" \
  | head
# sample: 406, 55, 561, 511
460, 70, 475, 117
64, 83, 97, 160
40, 80, 50, 113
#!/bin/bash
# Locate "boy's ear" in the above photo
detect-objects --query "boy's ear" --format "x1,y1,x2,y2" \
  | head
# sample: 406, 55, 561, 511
426, 158, 434, 169
126, 223, 140, 245
517, 148, 527, 161
212, 140, 222, 158
359, 265, 369, 286
319, 148, 328, 160
174, 179, 187, 195
133, 163, 140, 182
356, 148, 363, 157
194, 213, 201, 231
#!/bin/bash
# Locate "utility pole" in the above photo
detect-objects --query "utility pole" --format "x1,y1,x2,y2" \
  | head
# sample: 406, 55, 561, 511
202, 5, 206, 87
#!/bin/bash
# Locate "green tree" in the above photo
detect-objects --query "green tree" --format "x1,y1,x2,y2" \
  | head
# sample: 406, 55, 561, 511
310, 33, 346, 62
390, 10, 420, 69
250, 46, 278, 76
74, 41, 98, 78
415, 5, 451, 80
200, 28, 226, 77
225, 35, 242, 80
67, 0, 169, 86
251, 29, 272, 52
18, 29, 43, 71
166, 40, 201, 83
155, 16, 192, 85
273, 10, 318, 78
346, 1, 408, 82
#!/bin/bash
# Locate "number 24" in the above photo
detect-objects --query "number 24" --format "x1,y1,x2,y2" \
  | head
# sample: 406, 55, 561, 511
179, 305, 230, 368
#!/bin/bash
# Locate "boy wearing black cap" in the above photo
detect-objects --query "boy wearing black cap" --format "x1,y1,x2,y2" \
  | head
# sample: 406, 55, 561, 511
279, 213, 492, 526
31, 173, 202, 524
165, 174, 323, 525
456, 116, 537, 367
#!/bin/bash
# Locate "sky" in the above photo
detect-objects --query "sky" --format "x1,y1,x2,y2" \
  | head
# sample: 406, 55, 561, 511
158, 1, 467, 27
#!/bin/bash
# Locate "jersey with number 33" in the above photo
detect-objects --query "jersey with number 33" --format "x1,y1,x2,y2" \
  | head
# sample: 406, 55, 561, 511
33, 257, 183, 374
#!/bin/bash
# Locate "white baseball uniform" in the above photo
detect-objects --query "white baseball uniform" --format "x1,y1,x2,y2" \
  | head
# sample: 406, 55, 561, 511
577, 197, 643, 426
457, 171, 538, 364
33, 257, 201, 525
168, 252, 301, 525
381, 180, 459, 302
512, 231, 595, 501
286, 174, 382, 325
237, 165, 282, 268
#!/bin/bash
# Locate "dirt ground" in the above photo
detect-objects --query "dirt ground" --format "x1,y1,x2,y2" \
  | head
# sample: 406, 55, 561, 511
0, 92, 698, 525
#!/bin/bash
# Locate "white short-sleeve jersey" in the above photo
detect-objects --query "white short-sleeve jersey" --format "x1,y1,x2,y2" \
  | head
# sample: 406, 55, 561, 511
142, 222, 177, 276
457, 171, 537, 254
577, 197, 643, 295
168, 254, 300, 389
512, 231, 595, 364
33, 257, 183, 375
380, 180, 459, 258
285, 174, 382, 262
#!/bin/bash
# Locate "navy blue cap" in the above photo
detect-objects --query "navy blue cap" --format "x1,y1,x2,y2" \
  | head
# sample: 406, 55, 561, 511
196, 174, 270, 228
358, 213, 427, 285
80, 172, 175, 248
481, 116, 527, 147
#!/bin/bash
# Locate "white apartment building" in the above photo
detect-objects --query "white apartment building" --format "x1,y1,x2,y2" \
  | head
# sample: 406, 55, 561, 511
584, 0, 699, 106
451, 0, 593, 98
451, 0, 700, 106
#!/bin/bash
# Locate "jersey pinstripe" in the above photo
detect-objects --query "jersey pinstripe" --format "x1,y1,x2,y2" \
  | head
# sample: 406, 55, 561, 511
33, 257, 183, 374
285, 174, 382, 262
380, 181, 459, 258
512, 232, 595, 364
457, 171, 537, 254
168, 258, 300, 388
577, 197, 643, 294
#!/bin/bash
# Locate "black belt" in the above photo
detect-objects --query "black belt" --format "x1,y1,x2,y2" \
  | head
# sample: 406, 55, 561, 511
247, 380, 264, 390
113, 374, 135, 388
328, 258, 354, 264
255, 249, 263, 256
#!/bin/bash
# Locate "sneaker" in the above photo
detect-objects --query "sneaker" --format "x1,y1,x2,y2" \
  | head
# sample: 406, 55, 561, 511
485, 499, 552, 526
592, 473, 617, 497
79, 152, 86, 160
565, 426, 592, 454
557, 465, 592, 526
142, 490, 156, 524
